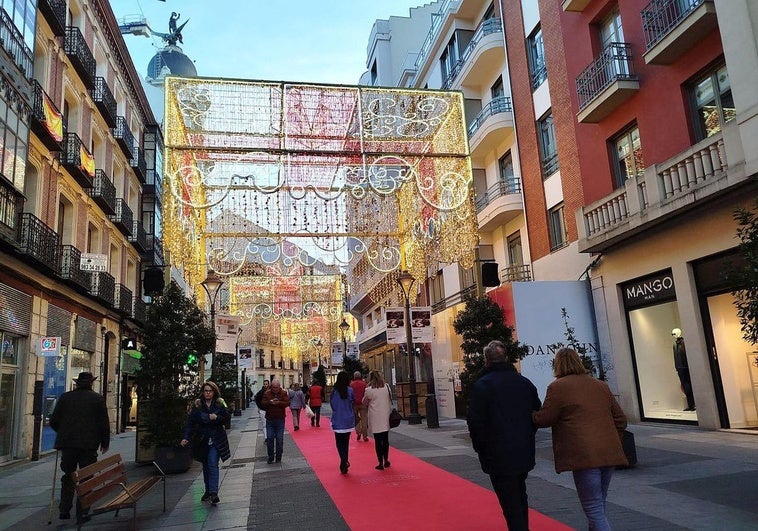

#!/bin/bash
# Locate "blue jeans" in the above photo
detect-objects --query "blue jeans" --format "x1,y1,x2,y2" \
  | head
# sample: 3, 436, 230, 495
266, 418, 285, 459
202, 445, 220, 494
572, 467, 614, 531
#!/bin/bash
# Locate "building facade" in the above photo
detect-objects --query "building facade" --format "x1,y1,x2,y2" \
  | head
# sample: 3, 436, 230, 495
0, 0, 160, 461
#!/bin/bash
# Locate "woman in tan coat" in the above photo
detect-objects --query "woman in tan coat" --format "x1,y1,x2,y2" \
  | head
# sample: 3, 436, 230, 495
533, 348, 627, 531
362, 370, 393, 470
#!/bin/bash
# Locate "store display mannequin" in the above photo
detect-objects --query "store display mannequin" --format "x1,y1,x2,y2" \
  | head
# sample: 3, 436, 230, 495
672, 328, 695, 411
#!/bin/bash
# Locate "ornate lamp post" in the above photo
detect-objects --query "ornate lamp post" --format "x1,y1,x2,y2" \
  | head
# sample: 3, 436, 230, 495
397, 271, 421, 425
200, 272, 224, 381
339, 318, 350, 365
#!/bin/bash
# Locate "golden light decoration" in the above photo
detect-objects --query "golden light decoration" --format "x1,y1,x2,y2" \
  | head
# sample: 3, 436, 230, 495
162, 76, 478, 327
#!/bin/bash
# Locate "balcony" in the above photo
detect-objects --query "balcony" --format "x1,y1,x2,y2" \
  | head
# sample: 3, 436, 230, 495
501, 264, 532, 283
115, 284, 133, 316
17, 213, 60, 274
89, 170, 116, 215
642, 0, 717, 65
415, 0, 460, 72
442, 18, 503, 90
476, 178, 524, 232
64, 26, 96, 89
114, 117, 136, 159
130, 148, 147, 183
38, 0, 66, 36
578, 125, 738, 254
562, 0, 592, 11
576, 43, 639, 124
0, 9, 33, 79
90, 272, 115, 306
144, 169, 162, 197
60, 133, 95, 189
129, 219, 148, 253
30, 80, 63, 151
142, 234, 164, 265
132, 298, 146, 324
468, 96, 514, 161
90, 77, 117, 127
0, 177, 24, 245
110, 199, 133, 236
59, 245, 92, 292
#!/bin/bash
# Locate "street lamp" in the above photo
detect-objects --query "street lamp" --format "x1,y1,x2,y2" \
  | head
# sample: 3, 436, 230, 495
396, 270, 421, 425
201, 272, 224, 381
339, 318, 350, 365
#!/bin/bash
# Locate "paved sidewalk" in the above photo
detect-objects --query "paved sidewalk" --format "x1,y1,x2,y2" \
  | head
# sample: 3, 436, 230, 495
1, 407, 757, 530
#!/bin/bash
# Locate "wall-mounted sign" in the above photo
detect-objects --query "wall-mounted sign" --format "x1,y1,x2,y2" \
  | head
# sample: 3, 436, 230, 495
38, 336, 61, 357
80, 253, 108, 272
622, 268, 676, 309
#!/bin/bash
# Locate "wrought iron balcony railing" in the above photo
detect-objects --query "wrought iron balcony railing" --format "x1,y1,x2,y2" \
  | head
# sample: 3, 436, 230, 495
90, 272, 115, 306
143, 234, 164, 265
90, 77, 117, 127
501, 264, 532, 283
114, 117, 136, 159
60, 132, 95, 189
129, 219, 148, 253
115, 284, 133, 315
0, 176, 24, 244
17, 213, 60, 274
132, 297, 146, 324
110, 199, 133, 236
475, 178, 522, 212
89, 170, 116, 215
642, 0, 708, 49
576, 43, 637, 110
64, 26, 96, 89
442, 17, 501, 90
415, 0, 459, 70
468, 96, 512, 138
39, 0, 66, 36
59, 244, 91, 291
0, 8, 33, 79
30, 80, 63, 151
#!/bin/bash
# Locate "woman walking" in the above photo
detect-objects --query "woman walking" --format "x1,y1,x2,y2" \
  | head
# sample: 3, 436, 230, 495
308, 379, 325, 427
533, 348, 628, 531
363, 370, 393, 470
181, 381, 231, 505
329, 371, 355, 474
288, 383, 306, 431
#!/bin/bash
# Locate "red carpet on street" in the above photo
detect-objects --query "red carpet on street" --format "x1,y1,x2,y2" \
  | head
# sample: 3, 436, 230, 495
286, 415, 573, 530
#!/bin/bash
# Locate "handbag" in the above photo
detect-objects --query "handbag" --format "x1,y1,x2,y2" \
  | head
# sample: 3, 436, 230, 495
387, 385, 401, 428
304, 404, 315, 418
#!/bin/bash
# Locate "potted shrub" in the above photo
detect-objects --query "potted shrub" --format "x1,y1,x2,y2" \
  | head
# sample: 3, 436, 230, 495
135, 281, 215, 472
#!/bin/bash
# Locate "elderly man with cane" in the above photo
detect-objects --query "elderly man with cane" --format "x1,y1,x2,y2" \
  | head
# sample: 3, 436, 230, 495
49, 371, 110, 523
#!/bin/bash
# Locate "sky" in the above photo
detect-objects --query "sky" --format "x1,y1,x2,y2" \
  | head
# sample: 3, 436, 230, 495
110, 0, 429, 85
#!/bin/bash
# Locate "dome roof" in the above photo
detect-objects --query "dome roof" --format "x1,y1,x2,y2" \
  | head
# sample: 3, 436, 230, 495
146, 45, 197, 80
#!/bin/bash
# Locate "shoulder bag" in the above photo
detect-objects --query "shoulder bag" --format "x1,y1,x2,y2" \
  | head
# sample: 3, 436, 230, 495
387, 384, 402, 428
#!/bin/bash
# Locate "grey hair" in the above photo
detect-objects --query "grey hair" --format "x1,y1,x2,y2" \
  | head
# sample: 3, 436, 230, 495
483, 340, 507, 364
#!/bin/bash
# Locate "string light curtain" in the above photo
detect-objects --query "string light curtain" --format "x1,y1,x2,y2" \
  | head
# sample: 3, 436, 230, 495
163, 76, 478, 318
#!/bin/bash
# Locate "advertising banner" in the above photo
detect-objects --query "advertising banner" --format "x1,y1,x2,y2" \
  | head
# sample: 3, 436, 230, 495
385, 307, 406, 344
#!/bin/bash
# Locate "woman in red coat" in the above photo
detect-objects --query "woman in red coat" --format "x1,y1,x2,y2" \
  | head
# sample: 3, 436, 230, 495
533, 348, 627, 531
308, 380, 325, 427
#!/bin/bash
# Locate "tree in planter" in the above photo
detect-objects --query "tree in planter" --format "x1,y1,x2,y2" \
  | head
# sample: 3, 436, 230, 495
212, 352, 238, 413
312, 365, 327, 387
135, 281, 216, 451
731, 199, 758, 366
343, 356, 369, 379
452, 293, 528, 404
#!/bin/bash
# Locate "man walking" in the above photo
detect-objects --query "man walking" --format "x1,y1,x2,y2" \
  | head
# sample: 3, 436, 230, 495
254, 379, 270, 425
467, 341, 541, 531
49, 372, 110, 522
261, 379, 289, 463
350, 371, 368, 441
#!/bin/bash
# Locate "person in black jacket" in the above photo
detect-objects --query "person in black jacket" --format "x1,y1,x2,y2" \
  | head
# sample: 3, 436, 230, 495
49, 371, 110, 522
181, 381, 231, 505
467, 340, 541, 531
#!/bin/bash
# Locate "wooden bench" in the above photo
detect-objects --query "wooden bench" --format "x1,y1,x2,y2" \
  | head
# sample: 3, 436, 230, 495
71, 453, 165, 529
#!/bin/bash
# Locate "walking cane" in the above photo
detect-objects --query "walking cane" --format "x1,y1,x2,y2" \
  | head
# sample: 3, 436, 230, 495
47, 450, 59, 525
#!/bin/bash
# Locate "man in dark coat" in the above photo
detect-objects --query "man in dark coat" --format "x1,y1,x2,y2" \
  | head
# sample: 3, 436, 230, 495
467, 340, 541, 531
49, 371, 110, 521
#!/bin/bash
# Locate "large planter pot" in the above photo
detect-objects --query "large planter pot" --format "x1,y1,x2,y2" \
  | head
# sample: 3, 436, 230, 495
154, 445, 192, 474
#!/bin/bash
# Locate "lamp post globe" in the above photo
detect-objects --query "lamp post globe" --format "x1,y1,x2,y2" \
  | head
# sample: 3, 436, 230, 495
200, 272, 224, 380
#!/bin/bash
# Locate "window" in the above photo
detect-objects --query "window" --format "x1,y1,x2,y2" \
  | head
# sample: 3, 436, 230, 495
690, 64, 735, 141
538, 112, 559, 177
498, 151, 518, 193
429, 271, 444, 307
370, 60, 378, 85
483, 3, 496, 20
611, 125, 644, 188
491, 76, 504, 99
599, 9, 624, 49
0, 87, 30, 191
527, 26, 546, 89
507, 231, 523, 266
440, 34, 460, 81
548, 204, 568, 251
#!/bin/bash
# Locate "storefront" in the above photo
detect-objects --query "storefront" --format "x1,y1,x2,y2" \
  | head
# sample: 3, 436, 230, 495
621, 269, 698, 424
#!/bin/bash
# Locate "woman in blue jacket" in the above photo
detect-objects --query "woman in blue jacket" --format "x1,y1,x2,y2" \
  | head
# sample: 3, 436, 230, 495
181, 381, 231, 505
330, 371, 355, 474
